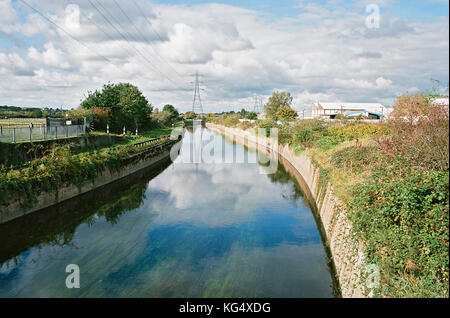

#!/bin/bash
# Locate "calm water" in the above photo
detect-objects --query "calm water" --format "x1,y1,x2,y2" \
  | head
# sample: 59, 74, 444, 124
0, 128, 337, 297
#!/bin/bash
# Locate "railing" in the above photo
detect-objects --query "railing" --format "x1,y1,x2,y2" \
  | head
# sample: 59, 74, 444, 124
0, 124, 86, 143
131, 136, 171, 149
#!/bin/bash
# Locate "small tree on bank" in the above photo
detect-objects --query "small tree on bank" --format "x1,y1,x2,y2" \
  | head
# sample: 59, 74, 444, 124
184, 111, 196, 120
276, 106, 298, 123
151, 104, 180, 126
246, 111, 258, 120
264, 91, 293, 121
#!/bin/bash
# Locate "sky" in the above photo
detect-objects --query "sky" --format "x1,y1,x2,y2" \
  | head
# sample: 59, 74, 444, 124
0, 0, 448, 113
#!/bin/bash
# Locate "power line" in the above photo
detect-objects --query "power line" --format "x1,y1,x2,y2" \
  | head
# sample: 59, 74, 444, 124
18, 0, 117, 68
66, 0, 178, 88
63, 0, 141, 64
131, 0, 166, 43
87, 0, 179, 87
112, 0, 183, 80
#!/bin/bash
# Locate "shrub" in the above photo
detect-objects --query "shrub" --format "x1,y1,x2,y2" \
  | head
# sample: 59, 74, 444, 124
331, 145, 377, 173
328, 123, 386, 142
385, 93, 449, 171
349, 167, 449, 297
256, 119, 277, 137
287, 119, 328, 147
223, 114, 241, 127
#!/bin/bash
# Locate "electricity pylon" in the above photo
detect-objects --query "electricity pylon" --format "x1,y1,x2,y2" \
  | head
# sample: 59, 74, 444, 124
253, 94, 263, 113
192, 71, 204, 115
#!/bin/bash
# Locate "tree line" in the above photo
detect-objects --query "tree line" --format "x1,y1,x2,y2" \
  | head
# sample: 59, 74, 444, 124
68, 82, 180, 133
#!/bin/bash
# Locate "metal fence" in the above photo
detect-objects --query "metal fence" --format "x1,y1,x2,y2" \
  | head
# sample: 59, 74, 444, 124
0, 124, 86, 143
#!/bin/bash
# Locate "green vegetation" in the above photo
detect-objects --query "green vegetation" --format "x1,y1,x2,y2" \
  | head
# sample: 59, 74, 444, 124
71, 82, 153, 133
246, 112, 258, 120
184, 111, 196, 120
264, 91, 293, 121
0, 82, 184, 208
0, 135, 172, 208
213, 88, 449, 298
0, 105, 66, 119
276, 106, 298, 123
150, 104, 180, 127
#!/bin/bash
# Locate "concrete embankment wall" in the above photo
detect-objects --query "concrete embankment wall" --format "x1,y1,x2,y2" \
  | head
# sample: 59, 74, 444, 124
0, 139, 180, 225
207, 123, 365, 298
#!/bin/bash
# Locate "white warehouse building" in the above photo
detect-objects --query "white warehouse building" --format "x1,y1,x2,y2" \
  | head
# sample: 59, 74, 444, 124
311, 102, 392, 120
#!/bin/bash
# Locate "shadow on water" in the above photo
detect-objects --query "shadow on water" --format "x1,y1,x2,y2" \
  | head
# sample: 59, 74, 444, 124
0, 157, 174, 266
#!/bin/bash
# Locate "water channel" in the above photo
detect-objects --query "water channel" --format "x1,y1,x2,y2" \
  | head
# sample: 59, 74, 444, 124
0, 128, 338, 297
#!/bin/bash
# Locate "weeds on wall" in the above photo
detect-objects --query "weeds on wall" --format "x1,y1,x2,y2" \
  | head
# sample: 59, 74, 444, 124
0, 137, 171, 208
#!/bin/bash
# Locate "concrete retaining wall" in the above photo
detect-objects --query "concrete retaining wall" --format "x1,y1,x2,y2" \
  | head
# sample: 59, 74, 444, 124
207, 123, 365, 298
0, 139, 180, 225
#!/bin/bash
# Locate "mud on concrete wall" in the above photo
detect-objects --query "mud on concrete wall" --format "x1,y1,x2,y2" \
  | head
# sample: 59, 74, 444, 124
207, 123, 366, 298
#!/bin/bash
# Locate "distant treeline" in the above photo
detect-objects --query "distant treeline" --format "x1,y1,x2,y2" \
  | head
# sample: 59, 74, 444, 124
0, 105, 67, 118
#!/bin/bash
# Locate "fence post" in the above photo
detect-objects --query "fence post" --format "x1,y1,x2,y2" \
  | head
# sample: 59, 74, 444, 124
66, 125, 68, 138
13, 127, 15, 143
0, 125, 2, 136
123, 126, 126, 135
29, 126, 32, 142
55, 126, 58, 139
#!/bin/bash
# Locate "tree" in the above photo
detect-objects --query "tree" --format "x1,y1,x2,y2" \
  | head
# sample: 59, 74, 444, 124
246, 112, 258, 120
276, 106, 298, 123
264, 91, 293, 120
162, 104, 179, 124
80, 83, 152, 131
31, 109, 43, 118
184, 111, 196, 119
150, 105, 179, 127
162, 104, 177, 114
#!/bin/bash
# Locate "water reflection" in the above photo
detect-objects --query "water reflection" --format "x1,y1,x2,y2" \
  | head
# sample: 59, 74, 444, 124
0, 128, 337, 297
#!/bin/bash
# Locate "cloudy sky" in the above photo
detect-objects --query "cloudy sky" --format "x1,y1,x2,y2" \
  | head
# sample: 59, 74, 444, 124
0, 0, 448, 112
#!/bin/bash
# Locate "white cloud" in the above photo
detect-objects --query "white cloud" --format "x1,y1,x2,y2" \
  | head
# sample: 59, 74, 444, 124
28, 42, 73, 70
0, 0, 447, 111
376, 77, 393, 89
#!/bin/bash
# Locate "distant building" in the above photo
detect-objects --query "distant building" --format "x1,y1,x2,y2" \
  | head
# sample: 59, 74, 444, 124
311, 102, 391, 120
432, 98, 449, 107
257, 113, 266, 120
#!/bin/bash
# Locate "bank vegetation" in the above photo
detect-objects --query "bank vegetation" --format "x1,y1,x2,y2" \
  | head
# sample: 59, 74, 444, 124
210, 90, 449, 298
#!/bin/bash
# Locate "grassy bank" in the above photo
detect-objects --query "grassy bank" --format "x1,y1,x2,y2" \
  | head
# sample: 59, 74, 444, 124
211, 94, 449, 298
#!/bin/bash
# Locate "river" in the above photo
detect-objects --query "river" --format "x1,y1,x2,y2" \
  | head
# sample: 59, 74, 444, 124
0, 128, 338, 297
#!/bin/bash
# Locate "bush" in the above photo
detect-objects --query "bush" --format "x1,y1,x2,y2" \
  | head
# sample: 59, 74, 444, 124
385, 93, 449, 171
331, 145, 377, 173
256, 119, 277, 137
223, 114, 241, 127
328, 123, 386, 142
283, 119, 328, 147
349, 167, 449, 297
